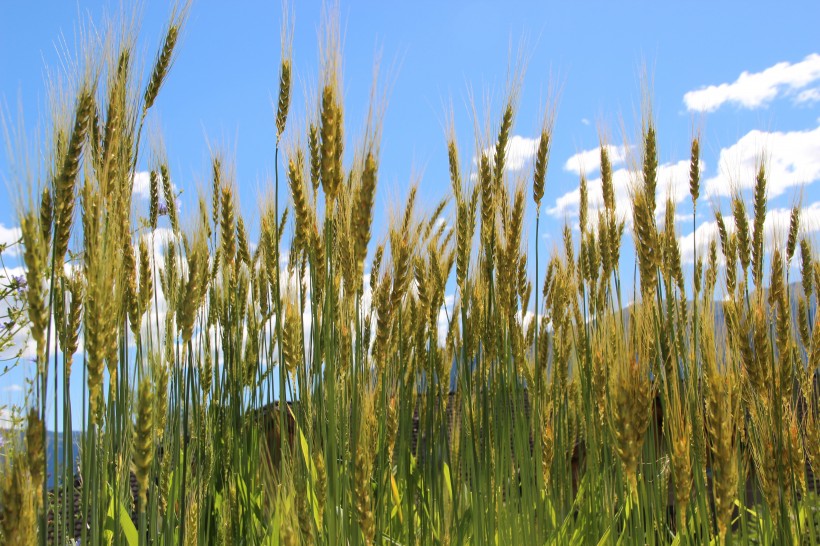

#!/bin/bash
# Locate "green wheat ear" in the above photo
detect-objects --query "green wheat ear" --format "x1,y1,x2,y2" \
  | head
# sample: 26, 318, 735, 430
134, 378, 154, 509
25, 409, 44, 503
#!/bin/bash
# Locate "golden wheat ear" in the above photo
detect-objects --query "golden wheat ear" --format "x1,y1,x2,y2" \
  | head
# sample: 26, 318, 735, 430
642, 121, 658, 212
143, 7, 187, 114
353, 151, 378, 276
532, 102, 555, 210
275, 2, 294, 142
0, 449, 39, 542
19, 212, 48, 367
276, 58, 292, 142
493, 101, 515, 187
688, 136, 700, 206
319, 84, 341, 202
54, 90, 93, 264
286, 147, 310, 251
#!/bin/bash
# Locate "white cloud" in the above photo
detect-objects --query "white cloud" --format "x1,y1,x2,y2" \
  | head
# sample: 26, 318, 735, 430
0, 266, 27, 361
581, 118, 590, 126
703, 125, 820, 199
684, 53, 820, 112
0, 266, 26, 282
678, 220, 722, 265
797, 88, 820, 104
133, 171, 152, 199
0, 229, 179, 361
474, 135, 542, 173
2, 384, 23, 393
17, 314, 69, 362
678, 201, 820, 264
674, 213, 693, 226
0, 224, 22, 257
0, 407, 21, 430
505, 136, 541, 171
549, 156, 698, 226
563, 144, 629, 175
133, 171, 179, 201
437, 294, 456, 347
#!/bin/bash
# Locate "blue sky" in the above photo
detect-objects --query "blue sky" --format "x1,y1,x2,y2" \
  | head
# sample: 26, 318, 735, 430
2, 1, 820, 428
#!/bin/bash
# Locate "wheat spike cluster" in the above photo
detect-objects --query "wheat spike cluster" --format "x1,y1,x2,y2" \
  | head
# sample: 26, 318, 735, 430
1, 4, 819, 546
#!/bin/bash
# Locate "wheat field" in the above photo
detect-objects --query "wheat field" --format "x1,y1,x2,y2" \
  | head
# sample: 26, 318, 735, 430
0, 5, 819, 546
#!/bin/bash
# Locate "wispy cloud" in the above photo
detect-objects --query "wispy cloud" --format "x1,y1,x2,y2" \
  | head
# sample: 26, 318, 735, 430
797, 88, 820, 105
684, 53, 820, 112
703, 125, 820, 199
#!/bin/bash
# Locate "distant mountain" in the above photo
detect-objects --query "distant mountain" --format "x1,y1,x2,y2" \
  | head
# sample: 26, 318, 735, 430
43, 431, 83, 488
